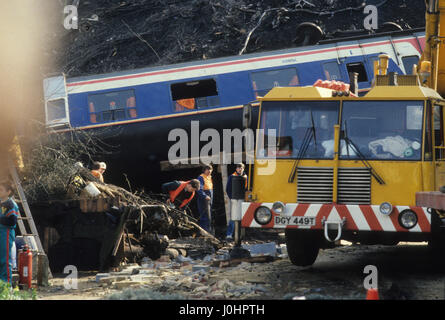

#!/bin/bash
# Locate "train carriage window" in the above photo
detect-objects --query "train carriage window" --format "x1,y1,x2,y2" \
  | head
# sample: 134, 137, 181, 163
346, 62, 368, 82
46, 99, 67, 122
402, 56, 419, 75
88, 89, 137, 123
251, 68, 299, 98
323, 62, 342, 81
171, 79, 220, 112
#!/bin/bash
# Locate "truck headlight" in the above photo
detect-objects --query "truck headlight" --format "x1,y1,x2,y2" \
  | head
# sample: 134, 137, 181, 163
379, 202, 393, 215
398, 209, 418, 229
272, 201, 285, 214
254, 206, 272, 225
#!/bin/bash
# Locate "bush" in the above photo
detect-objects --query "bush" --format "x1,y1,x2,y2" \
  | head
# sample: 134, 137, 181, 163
0, 280, 37, 300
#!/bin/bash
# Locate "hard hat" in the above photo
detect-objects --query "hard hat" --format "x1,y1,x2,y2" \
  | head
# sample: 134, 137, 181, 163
99, 162, 107, 170
74, 162, 84, 168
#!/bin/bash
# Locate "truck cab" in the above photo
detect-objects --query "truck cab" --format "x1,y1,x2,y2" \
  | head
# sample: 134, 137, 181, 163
241, 74, 445, 266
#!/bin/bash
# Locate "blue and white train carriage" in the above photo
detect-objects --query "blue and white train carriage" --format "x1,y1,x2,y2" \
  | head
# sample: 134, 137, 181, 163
43, 29, 425, 187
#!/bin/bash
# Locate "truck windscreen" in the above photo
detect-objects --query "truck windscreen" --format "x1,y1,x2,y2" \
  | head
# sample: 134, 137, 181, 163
340, 100, 424, 161
257, 100, 339, 159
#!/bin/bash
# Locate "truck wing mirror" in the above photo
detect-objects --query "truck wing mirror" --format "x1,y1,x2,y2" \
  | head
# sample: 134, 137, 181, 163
242, 103, 252, 129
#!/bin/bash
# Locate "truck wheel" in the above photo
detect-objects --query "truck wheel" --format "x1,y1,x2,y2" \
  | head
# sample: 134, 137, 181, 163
428, 210, 445, 268
285, 229, 321, 266
428, 236, 445, 268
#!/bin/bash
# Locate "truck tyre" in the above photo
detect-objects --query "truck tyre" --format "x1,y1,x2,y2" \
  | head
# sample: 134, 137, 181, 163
285, 229, 321, 266
428, 235, 445, 268
428, 210, 445, 268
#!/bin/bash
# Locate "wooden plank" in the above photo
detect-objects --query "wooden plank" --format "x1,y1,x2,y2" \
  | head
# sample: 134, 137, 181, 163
220, 164, 231, 227
37, 254, 49, 286
160, 152, 247, 171
211, 255, 275, 268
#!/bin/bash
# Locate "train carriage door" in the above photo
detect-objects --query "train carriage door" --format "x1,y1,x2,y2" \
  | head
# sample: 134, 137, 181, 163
43, 74, 70, 128
344, 57, 372, 94
433, 102, 445, 190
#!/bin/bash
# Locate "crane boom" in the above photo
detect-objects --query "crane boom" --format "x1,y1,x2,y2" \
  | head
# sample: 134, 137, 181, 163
418, 0, 445, 96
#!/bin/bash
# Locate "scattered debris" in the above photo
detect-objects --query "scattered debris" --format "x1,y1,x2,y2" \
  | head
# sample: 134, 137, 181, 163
107, 288, 186, 300
241, 242, 277, 257
212, 255, 275, 268
85, 237, 285, 299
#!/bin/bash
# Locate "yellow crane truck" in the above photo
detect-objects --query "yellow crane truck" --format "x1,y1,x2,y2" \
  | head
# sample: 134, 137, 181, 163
240, 0, 445, 266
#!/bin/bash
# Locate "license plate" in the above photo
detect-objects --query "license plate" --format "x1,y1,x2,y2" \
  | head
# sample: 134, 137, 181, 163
274, 216, 316, 226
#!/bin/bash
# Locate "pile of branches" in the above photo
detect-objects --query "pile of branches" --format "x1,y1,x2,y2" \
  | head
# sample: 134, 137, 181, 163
19, 122, 220, 246
47, 0, 425, 77
76, 174, 220, 245
19, 122, 114, 202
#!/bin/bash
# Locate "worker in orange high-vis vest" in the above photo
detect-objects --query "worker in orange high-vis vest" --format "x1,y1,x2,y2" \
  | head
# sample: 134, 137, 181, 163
161, 179, 200, 209
197, 165, 213, 233
91, 161, 104, 183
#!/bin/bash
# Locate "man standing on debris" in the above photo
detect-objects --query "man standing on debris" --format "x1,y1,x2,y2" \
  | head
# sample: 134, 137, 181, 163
225, 163, 248, 240
197, 165, 214, 233
91, 161, 104, 183
0, 181, 19, 284
162, 179, 200, 209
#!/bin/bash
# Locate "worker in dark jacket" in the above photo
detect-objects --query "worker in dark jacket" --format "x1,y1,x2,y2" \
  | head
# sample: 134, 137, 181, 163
225, 163, 248, 240
162, 179, 200, 209
0, 181, 18, 284
197, 165, 213, 233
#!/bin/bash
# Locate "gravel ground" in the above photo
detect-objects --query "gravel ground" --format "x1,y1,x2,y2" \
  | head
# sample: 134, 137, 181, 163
36, 241, 445, 300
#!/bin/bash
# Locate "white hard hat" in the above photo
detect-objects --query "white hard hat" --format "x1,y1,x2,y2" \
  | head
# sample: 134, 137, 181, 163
74, 162, 84, 168
99, 162, 107, 170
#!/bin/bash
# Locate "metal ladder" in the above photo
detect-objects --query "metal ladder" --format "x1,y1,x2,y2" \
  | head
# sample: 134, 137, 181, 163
8, 161, 52, 278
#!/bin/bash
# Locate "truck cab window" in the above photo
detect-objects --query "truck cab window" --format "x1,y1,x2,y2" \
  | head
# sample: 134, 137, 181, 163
258, 101, 339, 159
434, 104, 444, 160
341, 100, 424, 161
425, 103, 433, 161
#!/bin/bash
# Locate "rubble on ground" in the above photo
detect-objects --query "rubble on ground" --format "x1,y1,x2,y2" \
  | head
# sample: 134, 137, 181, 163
97, 241, 286, 299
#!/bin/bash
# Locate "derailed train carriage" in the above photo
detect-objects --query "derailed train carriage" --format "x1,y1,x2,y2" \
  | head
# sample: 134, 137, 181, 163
43, 28, 425, 189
